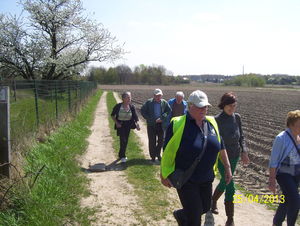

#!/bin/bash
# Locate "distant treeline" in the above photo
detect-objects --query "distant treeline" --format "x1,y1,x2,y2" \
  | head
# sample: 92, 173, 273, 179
86, 64, 300, 87
86, 64, 190, 85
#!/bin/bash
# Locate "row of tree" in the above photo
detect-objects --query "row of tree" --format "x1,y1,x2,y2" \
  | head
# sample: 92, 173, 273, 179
87, 65, 300, 87
223, 74, 266, 87
223, 74, 300, 87
264, 74, 300, 85
86, 64, 189, 85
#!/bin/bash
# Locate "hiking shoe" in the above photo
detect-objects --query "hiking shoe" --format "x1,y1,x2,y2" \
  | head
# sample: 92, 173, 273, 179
157, 155, 162, 161
121, 157, 127, 163
151, 158, 155, 162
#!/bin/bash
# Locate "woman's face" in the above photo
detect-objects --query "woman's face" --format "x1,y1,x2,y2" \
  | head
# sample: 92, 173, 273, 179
123, 94, 131, 104
224, 102, 237, 115
189, 104, 207, 121
290, 119, 300, 135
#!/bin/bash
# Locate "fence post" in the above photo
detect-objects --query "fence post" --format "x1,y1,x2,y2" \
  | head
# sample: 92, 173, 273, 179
55, 81, 58, 119
0, 87, 10, 178
34, 79, 40, 129
79, 82, 82, 105
13, 80, 17, 102
68, 81, 71, 113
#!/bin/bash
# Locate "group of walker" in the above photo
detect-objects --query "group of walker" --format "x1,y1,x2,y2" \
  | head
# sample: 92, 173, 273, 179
111, 88, 300, 226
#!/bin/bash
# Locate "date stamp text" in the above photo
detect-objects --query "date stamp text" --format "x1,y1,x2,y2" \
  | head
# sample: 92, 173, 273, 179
233, 194, 285, 204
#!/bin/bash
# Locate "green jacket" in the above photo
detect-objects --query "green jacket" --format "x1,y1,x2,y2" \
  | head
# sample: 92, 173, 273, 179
161, 114, 221, 179
141, 98, 171, 131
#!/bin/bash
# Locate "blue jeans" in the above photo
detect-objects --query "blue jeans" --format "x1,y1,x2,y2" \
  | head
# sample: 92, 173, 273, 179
273, 173, 300, 226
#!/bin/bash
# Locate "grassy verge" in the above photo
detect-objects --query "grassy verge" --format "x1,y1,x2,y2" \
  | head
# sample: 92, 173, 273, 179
106, 92, 173, 225
0, 90, 103, 226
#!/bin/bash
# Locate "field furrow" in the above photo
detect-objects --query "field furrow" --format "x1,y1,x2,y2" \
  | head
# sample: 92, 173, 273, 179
100, 84, 300, 197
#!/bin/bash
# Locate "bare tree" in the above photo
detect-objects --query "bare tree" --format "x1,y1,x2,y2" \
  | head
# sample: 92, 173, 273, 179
0, 0, 127, 80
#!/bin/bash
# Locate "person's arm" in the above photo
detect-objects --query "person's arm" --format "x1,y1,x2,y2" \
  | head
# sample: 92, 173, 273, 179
268, 134, 284, 194
111, 104, 121, 128
236, 114, 250, 165
160, 170, 174, 188
141, 100, 150, 120
135, 120, 140, 131
166, 99, 173, 125
160, 122, 175, 188
183, 100, 188, 115
131, 104, 140, 131
111, 115, 122, 128
241, 152, 250, 165
160, 100, 171, 121
219, 149, 232, 185
268, 167, 276, 194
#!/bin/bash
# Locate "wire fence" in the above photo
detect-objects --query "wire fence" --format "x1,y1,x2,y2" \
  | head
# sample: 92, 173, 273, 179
0, 77, 98, 168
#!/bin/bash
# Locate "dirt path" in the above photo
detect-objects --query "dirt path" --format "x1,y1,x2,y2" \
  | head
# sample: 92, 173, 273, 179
80, 91, 279, 226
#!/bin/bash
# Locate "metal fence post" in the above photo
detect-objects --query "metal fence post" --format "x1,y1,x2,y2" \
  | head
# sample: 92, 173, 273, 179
68, 81, 71, 113
34, 79, 40, 129
13, 80, 17, 101
55, 80, 58, 119
80, 82, 82, 105
0, 87, 11, 178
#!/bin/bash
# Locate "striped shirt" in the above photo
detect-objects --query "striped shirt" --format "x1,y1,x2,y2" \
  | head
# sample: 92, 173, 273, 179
118, 105, 132, 121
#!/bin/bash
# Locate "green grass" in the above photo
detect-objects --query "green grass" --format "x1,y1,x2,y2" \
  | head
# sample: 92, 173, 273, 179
0, 90, 103, 226
106, 92, 172, 224
10, 90, 69, 130
9, 88, 87, 150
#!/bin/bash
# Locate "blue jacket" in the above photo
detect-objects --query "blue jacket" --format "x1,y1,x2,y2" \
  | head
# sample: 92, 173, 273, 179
167, 98, 187, 125
269, 128, 299, 175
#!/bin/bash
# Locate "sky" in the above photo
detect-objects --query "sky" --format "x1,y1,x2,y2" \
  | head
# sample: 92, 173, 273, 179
1, 0, 300, 76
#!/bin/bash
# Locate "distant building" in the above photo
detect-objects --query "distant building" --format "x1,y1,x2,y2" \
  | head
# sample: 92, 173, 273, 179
179, 74, 231, 83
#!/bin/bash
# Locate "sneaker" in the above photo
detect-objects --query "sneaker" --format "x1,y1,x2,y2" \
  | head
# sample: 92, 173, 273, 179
121, 157, 127, 163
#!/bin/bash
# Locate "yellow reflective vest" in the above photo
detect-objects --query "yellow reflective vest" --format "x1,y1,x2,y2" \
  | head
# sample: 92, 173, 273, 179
161, 114, 220, 179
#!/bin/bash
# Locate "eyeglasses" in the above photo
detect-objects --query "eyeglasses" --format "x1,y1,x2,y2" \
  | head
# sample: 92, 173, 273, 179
197, 105, 208, 110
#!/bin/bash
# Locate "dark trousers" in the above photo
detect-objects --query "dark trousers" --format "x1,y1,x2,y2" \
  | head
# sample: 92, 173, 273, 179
147, 123, 164, 159
117, 126, 131, 158
273, 173, 300, 226
176, 180, 213, 226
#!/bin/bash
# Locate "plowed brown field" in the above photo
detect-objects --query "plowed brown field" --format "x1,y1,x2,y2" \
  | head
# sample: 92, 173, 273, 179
99, 84, 300, 199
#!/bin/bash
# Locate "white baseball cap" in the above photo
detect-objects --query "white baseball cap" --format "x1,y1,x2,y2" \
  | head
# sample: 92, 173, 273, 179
154, 88, 163, 95
187, 90, 212, 108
